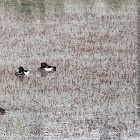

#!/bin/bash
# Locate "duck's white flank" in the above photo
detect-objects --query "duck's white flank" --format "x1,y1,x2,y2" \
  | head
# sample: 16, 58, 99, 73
44, 67, 54, 72
24, 71, 30, 76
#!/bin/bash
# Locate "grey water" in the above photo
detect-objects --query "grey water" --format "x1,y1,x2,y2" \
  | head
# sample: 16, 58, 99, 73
0, 0, 138, 140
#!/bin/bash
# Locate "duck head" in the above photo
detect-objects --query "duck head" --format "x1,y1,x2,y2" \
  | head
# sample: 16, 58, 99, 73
0, 107, 5, 115
41, 62, 47, 69
18, 66, 25, 72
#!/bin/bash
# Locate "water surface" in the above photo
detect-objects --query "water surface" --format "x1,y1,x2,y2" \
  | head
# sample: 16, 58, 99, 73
0, 0, 138, 139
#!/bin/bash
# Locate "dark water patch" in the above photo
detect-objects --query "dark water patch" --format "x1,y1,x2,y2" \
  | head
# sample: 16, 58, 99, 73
1, 0, 46, 14
0, 0, 65, 15
104, 0, 130, 12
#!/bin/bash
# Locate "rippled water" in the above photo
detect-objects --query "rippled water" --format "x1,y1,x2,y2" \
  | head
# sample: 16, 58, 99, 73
0, 0, 139, 140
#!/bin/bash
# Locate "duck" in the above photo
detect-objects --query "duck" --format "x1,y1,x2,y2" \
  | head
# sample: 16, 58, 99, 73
0, 107, 5, 115
15, 66, 29, 76
40, 62, 56, 72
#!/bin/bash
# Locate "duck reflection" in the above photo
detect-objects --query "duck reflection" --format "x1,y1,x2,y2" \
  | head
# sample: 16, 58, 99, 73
39, 69, 48, 77
16, 75, 25, 82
